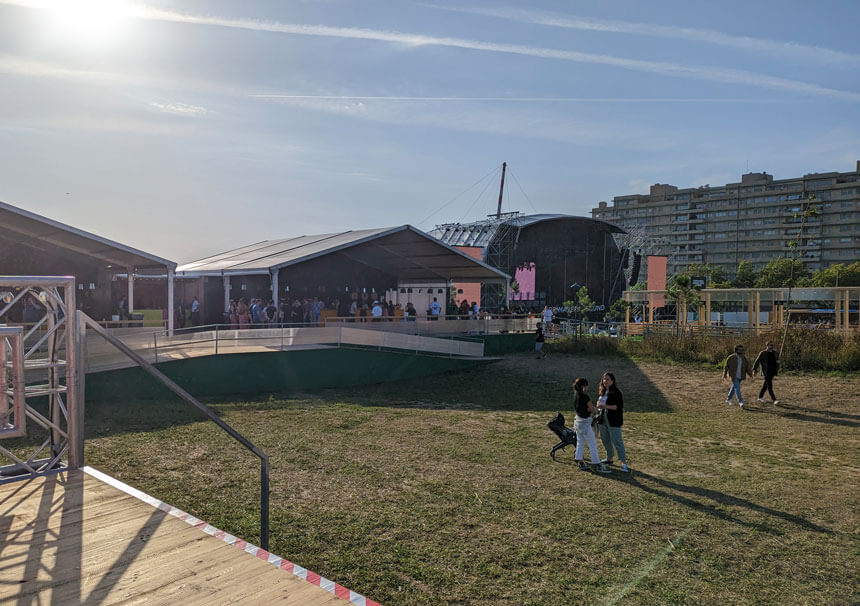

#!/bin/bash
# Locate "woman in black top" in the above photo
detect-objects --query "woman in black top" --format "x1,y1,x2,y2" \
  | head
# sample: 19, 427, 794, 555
535, 323, 546, 359
596, 371, 630, 472
572, 378, 610, 473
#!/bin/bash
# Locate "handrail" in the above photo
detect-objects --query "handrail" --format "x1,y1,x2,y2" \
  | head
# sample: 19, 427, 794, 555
80, 312, 270, 550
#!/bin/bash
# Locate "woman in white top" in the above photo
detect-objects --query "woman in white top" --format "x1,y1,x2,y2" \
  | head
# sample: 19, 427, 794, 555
572, 378, 611, 473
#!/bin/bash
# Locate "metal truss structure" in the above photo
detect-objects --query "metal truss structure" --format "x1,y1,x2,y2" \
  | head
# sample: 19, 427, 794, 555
0, 276, 82, 480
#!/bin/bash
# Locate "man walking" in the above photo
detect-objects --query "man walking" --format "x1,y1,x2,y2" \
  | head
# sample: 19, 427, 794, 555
722, 344, 751, 407
753, 341, 780, 404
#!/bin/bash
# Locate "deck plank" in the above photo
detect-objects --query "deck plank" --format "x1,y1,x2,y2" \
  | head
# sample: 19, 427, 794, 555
0, 470, 353, 605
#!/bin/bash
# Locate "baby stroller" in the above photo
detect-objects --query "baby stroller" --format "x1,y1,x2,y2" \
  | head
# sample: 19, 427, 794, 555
547, 412, 576, 460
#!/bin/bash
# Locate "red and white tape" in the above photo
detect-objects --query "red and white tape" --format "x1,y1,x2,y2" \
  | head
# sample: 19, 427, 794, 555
83, 466, 381, 606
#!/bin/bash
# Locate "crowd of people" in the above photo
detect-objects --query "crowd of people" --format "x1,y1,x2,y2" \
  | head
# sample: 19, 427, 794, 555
172, 293, 569, 329
220, 294, 425, 328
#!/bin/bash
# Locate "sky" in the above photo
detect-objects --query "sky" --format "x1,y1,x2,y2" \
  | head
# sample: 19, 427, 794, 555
1, 0, 859, 263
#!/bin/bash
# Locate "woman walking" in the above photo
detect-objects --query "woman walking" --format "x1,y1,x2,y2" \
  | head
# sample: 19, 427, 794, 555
597, 372, 630, 473
572, 378, 611, 473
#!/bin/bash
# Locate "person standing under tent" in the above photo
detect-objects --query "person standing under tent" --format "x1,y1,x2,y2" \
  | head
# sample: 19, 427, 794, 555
190, 296, 200, 326
429, 297, 442, 319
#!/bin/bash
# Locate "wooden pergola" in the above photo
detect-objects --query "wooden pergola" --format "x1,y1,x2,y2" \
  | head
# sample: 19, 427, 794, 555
624, 287, 860, 333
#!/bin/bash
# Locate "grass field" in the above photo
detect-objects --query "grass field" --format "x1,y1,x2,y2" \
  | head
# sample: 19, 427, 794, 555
81, 351, 860, 605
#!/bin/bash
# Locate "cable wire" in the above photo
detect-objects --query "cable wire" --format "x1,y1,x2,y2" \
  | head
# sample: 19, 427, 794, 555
416, 165, 501, 228
458, 168, 500, 224
508, 166, 539, 214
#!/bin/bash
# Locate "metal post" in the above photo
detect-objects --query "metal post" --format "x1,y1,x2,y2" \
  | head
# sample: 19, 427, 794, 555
154, 332, 158, 364
215, 324, 219, 355
167, 267, 175, 336
260, 456, 270, 551
128, 268, 135, 315
270, 270, 279, 312
223, 275, 230, 326
834, 291, 841, 332
47, 303, 61, 458
71, 308, 85, 468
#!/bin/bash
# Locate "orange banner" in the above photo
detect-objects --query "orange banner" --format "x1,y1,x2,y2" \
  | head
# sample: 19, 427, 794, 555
647, 256, 668, 307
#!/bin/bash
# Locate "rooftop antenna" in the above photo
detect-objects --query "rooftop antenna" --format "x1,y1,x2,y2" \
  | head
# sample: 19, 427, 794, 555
496, 161, 506, 219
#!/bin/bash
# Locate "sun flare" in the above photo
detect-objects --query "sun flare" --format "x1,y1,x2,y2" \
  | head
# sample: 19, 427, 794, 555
44, 0, 132, 48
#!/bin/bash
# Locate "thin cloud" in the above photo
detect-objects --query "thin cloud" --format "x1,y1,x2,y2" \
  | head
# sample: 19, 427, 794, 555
253, 95, 804, 104
424, 5, 860, 70
122, 6, 860, 102
0, 53, 111, 81
149, 101, 209, 117
254, 96, 678, 150
3, 2, 859, 101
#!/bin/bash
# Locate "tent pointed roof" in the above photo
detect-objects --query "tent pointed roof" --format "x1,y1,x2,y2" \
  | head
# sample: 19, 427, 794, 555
176, 225, 509, 282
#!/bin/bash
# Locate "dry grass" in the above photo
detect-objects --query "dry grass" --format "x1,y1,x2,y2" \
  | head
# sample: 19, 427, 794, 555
80, 352, 860, 605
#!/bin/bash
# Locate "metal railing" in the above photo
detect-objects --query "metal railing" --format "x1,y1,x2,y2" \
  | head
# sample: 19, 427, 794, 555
323, 315, 537, 337
82, 324, 487, 372
81, 313, 271, 550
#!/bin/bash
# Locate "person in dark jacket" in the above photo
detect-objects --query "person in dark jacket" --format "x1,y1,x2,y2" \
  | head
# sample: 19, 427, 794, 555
596, 371, 629, 472
535, 323, 546, 359
753, 341, 780, 404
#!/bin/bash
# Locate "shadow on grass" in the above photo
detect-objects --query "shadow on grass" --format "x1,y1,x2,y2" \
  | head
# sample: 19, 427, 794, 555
743, 406, 860, 428
771, 401, 860, 421
71, 352, 673, 442
602, 469, 833, 536
318, 352, 674, 414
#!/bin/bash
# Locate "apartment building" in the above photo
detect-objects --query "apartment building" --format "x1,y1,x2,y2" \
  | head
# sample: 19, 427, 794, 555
591, 161, 860, 278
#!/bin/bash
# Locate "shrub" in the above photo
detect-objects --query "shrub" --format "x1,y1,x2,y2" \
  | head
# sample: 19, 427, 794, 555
550, 329, 860, 372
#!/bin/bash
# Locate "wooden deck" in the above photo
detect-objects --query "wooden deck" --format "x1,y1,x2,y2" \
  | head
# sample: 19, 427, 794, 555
0, 469, 352, 605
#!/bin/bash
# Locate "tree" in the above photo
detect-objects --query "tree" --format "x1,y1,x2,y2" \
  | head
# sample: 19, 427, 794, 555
576, 286, 597, 315
608, 297, 630, 321
733, 260, 758, 288
809, 262, 860, 287
778, 195, 820, 356
755, 257, 809, 288
667, 274, 701, 326
680, 262, 726, 286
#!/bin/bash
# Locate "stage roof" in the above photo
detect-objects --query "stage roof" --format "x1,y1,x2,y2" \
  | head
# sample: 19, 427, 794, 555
430, 213, 626, 248
0, 200, 176, 271
176, 225, 509, 282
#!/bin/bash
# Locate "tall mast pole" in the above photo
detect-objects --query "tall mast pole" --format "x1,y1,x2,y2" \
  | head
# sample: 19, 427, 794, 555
496, 161, 507, 219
